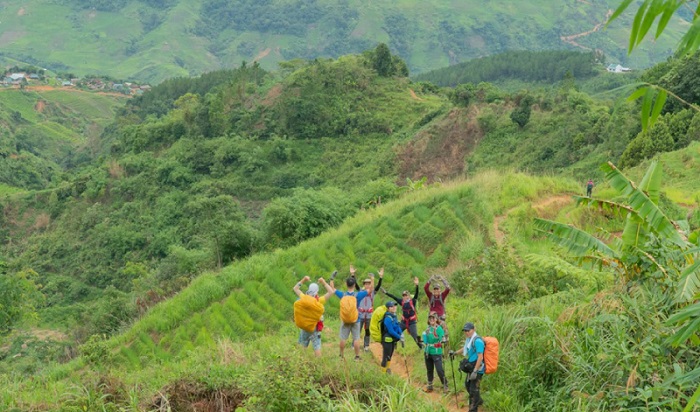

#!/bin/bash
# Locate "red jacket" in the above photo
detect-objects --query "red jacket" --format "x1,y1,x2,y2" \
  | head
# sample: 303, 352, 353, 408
424, 282, 450, 317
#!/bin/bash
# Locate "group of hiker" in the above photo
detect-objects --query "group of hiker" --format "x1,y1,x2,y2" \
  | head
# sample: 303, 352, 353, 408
293, 266, 490, 411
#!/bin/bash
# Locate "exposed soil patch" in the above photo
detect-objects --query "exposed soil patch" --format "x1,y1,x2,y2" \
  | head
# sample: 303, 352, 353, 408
34, 99, 46, 113
253, 48, 271, 62
151, 380, 246, 412
397, 107, 482, 183
17, 7, 26, 16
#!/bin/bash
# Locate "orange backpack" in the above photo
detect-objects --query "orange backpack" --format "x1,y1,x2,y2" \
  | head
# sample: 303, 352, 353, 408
339, 294, 359, 324
481, 336, 500, 374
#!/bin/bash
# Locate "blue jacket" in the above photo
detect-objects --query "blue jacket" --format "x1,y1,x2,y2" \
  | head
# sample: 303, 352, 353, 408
382, 312, 403, 342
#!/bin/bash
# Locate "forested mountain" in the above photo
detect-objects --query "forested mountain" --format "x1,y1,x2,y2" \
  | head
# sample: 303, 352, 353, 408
0, 0, 689, 82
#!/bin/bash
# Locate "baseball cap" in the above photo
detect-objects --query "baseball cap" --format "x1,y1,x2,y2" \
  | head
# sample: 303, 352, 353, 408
386, 301, 396, 308
462, 322, 475, 331
363, 278, 372, 284
306, 283, 319, 296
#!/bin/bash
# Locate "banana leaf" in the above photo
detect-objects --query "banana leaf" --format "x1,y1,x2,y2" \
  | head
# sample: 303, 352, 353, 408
534, 218, 618, 258
667, 301, 700, 346
602, 162, 685, 247
676, 260, 700, 303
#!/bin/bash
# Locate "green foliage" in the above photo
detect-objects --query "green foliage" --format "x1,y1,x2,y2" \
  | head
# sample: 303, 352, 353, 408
80, 334, 111, 365
262, 187, 353, 248
0, 266, 43, 335
450, 83, 475, 107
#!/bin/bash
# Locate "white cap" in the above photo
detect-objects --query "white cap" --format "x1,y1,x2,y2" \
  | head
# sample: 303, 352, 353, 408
307, 283, 319, 296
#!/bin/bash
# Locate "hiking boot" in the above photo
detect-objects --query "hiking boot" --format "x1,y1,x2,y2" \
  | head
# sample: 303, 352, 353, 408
363, 346, 369, 352
424, 384, 434, 393
443, 383, 450, 393
386, 368, 392, 374
354, 355, 361, 362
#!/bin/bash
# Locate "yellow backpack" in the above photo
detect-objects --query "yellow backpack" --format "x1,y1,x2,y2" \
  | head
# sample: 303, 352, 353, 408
293, 294, 324, 332
339, 294, 358, 324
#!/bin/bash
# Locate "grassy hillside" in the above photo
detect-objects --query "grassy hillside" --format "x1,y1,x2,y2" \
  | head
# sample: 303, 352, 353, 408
0, 88, 127, 190
2, 171, 584, 409
0, 0, 688, 82
5, 162, 699, 411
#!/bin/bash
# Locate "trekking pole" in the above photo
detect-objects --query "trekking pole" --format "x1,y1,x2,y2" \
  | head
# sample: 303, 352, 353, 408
449, 352, 459, 408
400, 339, 410, 383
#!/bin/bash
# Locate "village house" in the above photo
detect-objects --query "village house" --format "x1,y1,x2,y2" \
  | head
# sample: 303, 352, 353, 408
606, 64, 631, 73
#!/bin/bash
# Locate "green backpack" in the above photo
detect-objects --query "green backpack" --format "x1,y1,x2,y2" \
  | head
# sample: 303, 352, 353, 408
370, 305, 388, 343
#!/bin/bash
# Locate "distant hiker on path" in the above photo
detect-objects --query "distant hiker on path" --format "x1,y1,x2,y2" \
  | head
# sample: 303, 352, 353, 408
458, 322, 485, 412
586, 179, 594, 197
381, 301, 403, 374
422, 312, 448, 393
359, 268, 384, 352
383, 277, 423, 349
333, 269, 369, 361
293, 275, 334, 356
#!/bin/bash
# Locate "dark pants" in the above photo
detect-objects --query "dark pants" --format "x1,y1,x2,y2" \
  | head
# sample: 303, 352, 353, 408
381, 340, 396, 367
465, 374, 483, 412
425, 354, 446, 385
587, 187, 592, 197
400, 320, 422, 348
360, 317, 371, 347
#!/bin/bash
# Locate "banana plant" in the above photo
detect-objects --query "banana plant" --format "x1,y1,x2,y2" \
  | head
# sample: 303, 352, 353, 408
535, 160, 690, 285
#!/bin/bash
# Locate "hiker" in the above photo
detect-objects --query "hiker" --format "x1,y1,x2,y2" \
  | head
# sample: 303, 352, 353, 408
381, 301, 403, 373
425, 274, 450, 317
383, 277, 422, 349
333, 271, 369, 361
359, 268, 384, 352
457, 322, 485, 412
586, 179, 594, 197
293, 275, 334, 357
422, 312, 448, 393
425, 275, 451, 346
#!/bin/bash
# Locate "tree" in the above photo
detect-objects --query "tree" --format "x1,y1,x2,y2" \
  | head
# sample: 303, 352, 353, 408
450, 83, 475, 107
0, 265, 43, 334
372, 43, 394, 77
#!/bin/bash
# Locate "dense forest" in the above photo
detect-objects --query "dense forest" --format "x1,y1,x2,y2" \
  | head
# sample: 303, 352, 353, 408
415, 50, 602, 86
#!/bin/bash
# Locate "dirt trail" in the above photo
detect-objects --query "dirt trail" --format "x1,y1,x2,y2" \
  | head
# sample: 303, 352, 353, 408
560, 9, 613, 50
494, 195, 574, 245
409, 88, 424, 101
368, 343, 472, 411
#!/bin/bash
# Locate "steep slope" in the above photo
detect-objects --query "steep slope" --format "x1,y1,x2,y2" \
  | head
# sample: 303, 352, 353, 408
0, 0, 688, 82
4, 171, 582, 410
0, 88, 128, 190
